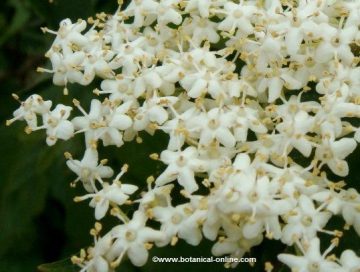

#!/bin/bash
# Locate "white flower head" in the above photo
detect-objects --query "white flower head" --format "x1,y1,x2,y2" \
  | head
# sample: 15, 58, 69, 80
66, 148, 114, 192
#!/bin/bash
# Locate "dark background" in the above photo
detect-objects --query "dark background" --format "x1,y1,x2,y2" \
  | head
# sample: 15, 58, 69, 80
0, 0, 359, 271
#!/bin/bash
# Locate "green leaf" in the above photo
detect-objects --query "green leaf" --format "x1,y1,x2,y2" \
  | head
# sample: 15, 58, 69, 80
0, 0, 31, 46
38, 258, 78, 272
25, 0, 97, 28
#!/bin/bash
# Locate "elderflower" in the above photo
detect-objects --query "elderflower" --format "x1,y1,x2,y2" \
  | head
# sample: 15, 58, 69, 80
7, 0, 360, 271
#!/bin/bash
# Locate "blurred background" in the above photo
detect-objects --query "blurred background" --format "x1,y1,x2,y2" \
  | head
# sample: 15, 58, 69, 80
0, 0, 359, 271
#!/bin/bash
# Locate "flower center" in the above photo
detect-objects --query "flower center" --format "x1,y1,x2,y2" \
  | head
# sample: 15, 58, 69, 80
47, 117, 59, 127
176, 155, 187, 167
208, 119, 219, 129
308, 262, 320, 272
301, 215, 313, 226
124, 45, 133, 53
292, 17, 301, 27
305, 57, 315, 67
198, 18, 208, 28
81, 168, 91, 179
248, 191, 259, 202
148, 37, 158, 46
158, 7, 166, 15
322, 150, 333, 160
125, 230, 137, 241
233, 10, 243, 18
171, 213, 183, 224
331, 36, 340, 47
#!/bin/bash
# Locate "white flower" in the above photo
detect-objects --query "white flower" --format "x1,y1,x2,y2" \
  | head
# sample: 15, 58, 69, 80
291, 52, 326, 86
160, 106, 198, 150
48, 51, 87, 86
216, 169, 292, 239
135, 183, 174, 209
178, 49, 232, 99
43, 104, 74, 145
7, 94, 52, 129
211, 224, 263, 268
66, 148, 114, 192
12, 0, 360, 270
315, 138, 357, 176
82, 49, 115, 84
257, 67, 302, 102
123, 0, 159, 28
278, 238, 342, 272
194, 107, 236, 148
281, 195, 331, 245
108, 38, 149, 75
45, 18, 88, 50
75, 233, 113, 272
156, 0, 182, 26
141, 27, 173, 57
230, 104, 267, 143
156, 146, 207, 193
109, 211, 163, 267
72, 99, 133, 147
246, 35, 284, 72
184, 0, 213, 18
153, 203, 204, 246
355, 128, 360, 143
218, 1, 255, 35
100, 77, 138, 102
133, 94, 177, 131
340, 189, 360, 236
183, 16, 220, 46
75, 179, 138, 220
339, 250, 360, 271
315, 24, 357, 64
276, 110, 314, 157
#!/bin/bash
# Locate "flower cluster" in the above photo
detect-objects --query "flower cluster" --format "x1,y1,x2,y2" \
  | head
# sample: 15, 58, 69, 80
8, 0, 360, 271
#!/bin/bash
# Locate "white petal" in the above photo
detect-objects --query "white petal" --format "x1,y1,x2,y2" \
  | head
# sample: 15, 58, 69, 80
286, 28, 302, 55
178, 168, 198, 193
128, 244, 149, 267
110, 114, 132, 130
55, 120, 74, 140
188, 78, 207, 98
134, 78, 146, 97
89, 99, 102, 119
268, 78, 283, 102
121, 184, 138, 195
106, 191, 128, 205
97, 165, 114, 178
178, 225, 202, 246
299, 195, 315, 212
144, 72, 162, 89
148, 106, 168, 124
292, 138, 312, 157
233, 154, 251, 170
243, 220, 263, 239
278, 254, 307, 269
216, 128, 236, 148
212, 241, 237, 256
315, 43, 334, 63
95, 199, 109, 220
218, 18, 234, 31
93, 256, 109, 272
156, 165, 178, 186
331, 138, 356, 159
328, 159, 349, 177
82, 148, 99, 168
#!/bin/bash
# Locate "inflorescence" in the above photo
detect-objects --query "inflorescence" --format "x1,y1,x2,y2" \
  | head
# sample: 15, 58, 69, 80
7, 0, 360, 271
